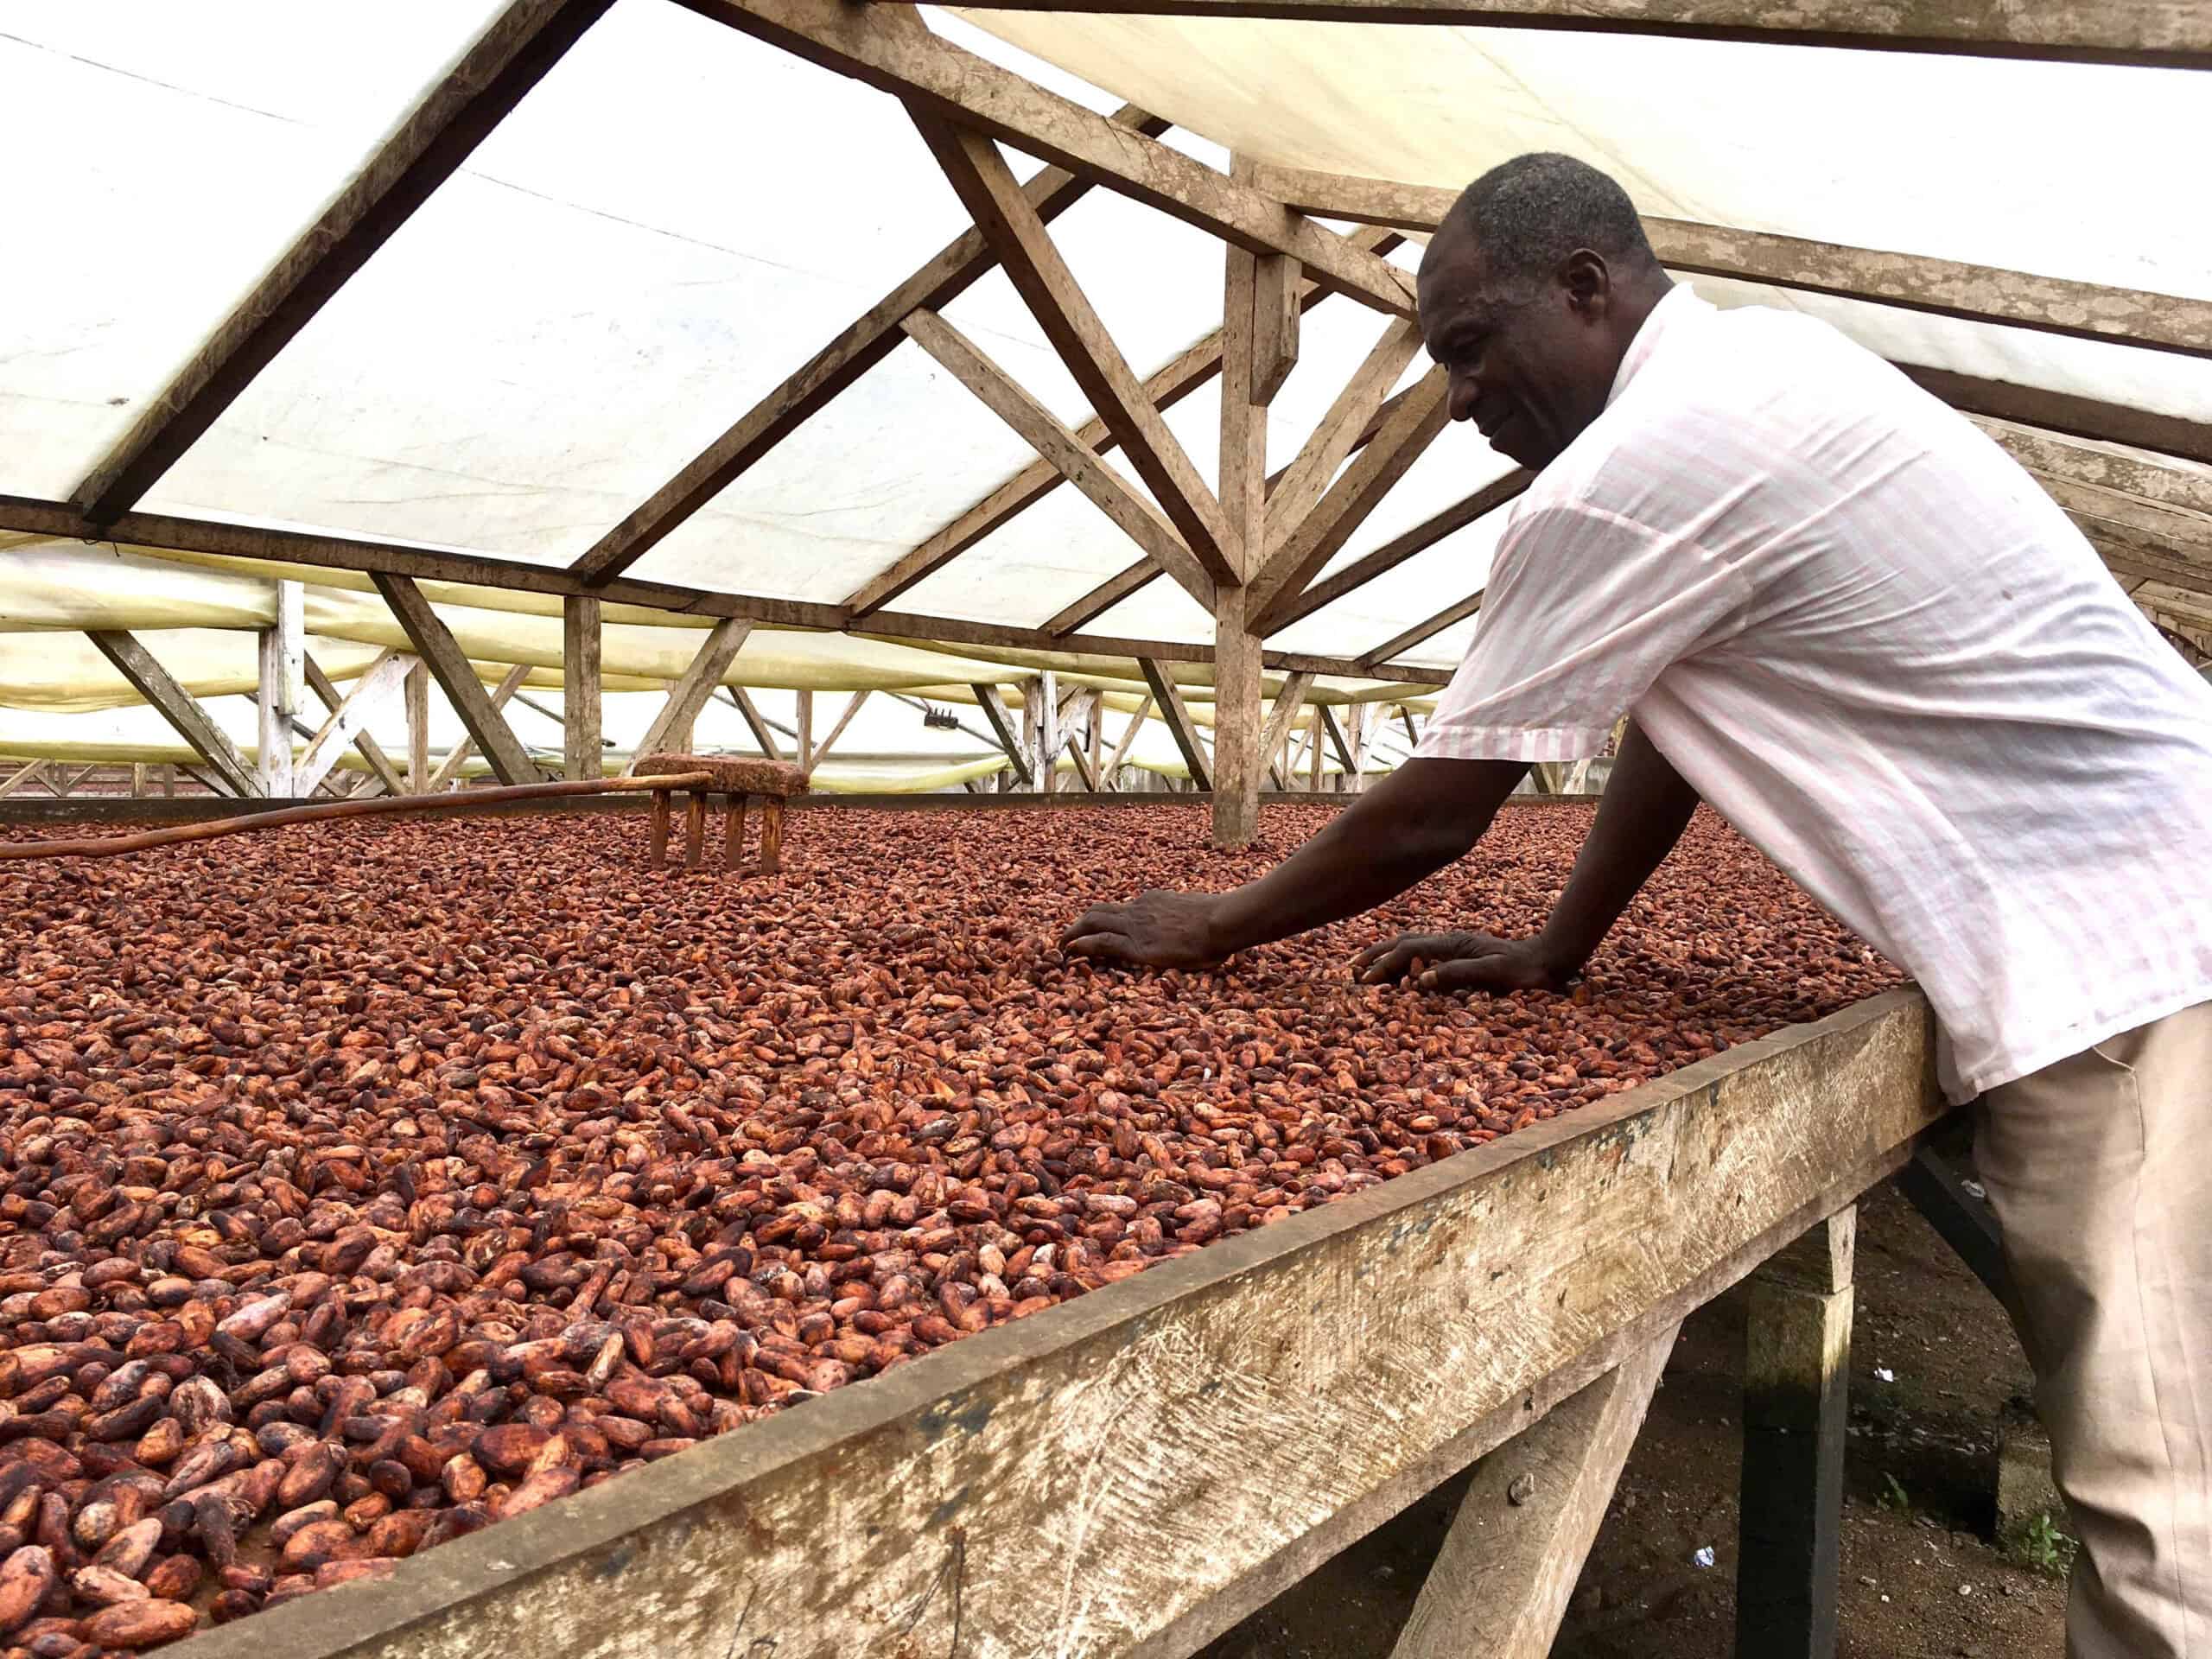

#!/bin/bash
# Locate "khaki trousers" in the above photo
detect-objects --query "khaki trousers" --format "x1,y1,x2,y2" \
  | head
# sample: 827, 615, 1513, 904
1978, 1001, 2212, 1659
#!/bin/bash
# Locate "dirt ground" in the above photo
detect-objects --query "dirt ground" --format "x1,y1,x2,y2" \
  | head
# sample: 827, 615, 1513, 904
1197, 1180, 2069, 1659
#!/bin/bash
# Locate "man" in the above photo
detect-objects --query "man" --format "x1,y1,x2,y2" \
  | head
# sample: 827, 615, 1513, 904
1065, 154, 2212, 1656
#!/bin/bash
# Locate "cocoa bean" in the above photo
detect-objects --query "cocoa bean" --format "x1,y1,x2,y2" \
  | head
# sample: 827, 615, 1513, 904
83, 1599, 198, 1648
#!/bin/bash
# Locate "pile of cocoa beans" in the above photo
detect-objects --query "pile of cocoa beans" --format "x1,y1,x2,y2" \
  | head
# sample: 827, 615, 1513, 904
0, 804, 1897, 1651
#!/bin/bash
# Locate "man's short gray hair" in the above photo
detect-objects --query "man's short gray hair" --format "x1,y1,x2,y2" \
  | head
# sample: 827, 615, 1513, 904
1440, 153, 1659, 296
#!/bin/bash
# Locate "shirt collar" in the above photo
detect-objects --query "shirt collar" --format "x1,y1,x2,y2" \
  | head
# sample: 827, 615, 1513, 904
1606, 284, 1707, 408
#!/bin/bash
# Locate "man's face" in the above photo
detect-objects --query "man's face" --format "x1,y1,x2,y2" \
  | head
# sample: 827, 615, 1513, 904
1416, 233, 1621, 471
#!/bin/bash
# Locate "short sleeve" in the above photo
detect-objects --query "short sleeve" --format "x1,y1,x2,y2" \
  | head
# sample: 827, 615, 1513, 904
1415, 500, 1753, 763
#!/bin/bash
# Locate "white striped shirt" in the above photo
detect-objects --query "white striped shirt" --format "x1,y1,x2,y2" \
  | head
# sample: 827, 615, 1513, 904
1417, 287, 2212, 1099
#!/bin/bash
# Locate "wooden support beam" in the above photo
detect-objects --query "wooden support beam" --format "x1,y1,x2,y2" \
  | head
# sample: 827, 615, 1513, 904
1361, 588, 1486, 670
84, 631, 261, 798
573, 101, 1169, 586
723, 688, 784, 761
1034, 671, 1061, 795
1264, 319, 1426, 559
0, 761, 48, 800
1045, 558, 1159, 637
295, 650, 408, 797
682, 0, 1416, 320
370, 573, 540, 785
806, 690, 872, 777
1102, 694, 1153, 783
901, 308, 1217, 607
1218, 156, 1271, 590
563, 594, 603, 781
257, 578, 303, 797
620, 618, 754, 774
1738, 1207, 1856, 1659
1976, 419, 2212, 518
1316, 700, 1357, 778
424, 663, 533, 793
1250, 250, 1301, 407
796, 689, 815, 772
1248, 166, 2212, 361
843, 227, 1400, 620
72, 0, 615, 524
1212, 588, 1265, 845
1249, 367, 1452, 617
1902, 365, 2212, 469
1259, 469, 1529, 633
1390, 1328, 1677, 1659
893, 1, 2209, 67
1063, 721, 1101, 791
1257, 670, 1315, 763
1894, 1146, 2014, 1313
303, 652, 408, 798
1139, 658, 1211, 791
404, 661, 431, 795
914, 116, 1233, 584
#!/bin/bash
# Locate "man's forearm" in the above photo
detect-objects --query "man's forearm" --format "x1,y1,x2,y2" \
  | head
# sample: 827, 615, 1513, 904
1533, 723, 1700, 976
1208, 756, 1529, 955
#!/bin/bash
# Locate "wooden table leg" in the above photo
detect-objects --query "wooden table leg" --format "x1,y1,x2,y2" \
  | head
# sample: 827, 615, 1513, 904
1736, 1205, 1855, 1659
649, 790, 671, 868
724, 794, 748, 874
683, 790, 706, 869
760, 798, 785, 874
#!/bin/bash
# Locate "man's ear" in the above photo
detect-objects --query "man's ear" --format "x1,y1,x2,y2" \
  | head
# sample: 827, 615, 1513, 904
1560, 248, 1611, 317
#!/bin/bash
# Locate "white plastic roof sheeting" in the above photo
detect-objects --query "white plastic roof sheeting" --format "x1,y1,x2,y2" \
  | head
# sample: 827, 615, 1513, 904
2, 0, 2204, 706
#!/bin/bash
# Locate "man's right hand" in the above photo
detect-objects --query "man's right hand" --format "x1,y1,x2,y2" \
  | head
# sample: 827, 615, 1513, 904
1352, 929, 1578, 993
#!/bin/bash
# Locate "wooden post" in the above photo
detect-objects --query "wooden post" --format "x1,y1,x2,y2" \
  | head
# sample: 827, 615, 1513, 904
257, 578, 303, 797
796, 690, 814, 774
649, 791, 671, 869
683, 791, 706, 868
1018, 677, 1040, 792
760, 799, 785, 874
723, 795, 748, 872
1309, 717, 1325, 791
1737, 1205, 1856, 1659
130, 764, 147, 799
563, 594, 602, 780
405, 659, 431, 796
1036, 669, 1059, 795
1212, 588, 1264, 845
159, 764, 175, 798
1391, 1328, 1678, 1659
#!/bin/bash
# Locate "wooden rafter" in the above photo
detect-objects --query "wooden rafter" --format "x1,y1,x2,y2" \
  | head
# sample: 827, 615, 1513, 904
907, 1, 2211, 70
295, 649, 409, 797
844, 227, 1401, 620
621, 618, 755, 772
571, 103, 1168, 587
1139, 658, 1213, 790
1248, 367, 1452, 617
1901, 366, 2212, 469
303, 652, 409, 798
370, 573, 541, 785
912, 116, 1234, 584
1257, 671, 1315, 762
1250, 166, 2212, 362
1361, 588, 1485, 669
73, 0, 615, 524
971, 683, 1035, 785
424, 663, 534, 792
1259, 468, 1529, 633
900, 309, 1217, 607
1974, 420, 2212, 518
1102, 693, 1154, 779
1263, 319, 1426, 559
83, 632, 261, 798
679, 0, 1415, 317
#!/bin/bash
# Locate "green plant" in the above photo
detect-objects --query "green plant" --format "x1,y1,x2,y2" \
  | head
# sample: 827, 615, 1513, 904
2005, 1510, 2077, 1577
1877, 1473, 1913, 1515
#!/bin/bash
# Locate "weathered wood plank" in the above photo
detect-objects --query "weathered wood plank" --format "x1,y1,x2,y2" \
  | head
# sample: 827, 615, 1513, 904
424, 663, 533, 792
1361, 587, 1485, 669
1389, 1327, 1677, 1659
723, 688, 785, 761
304, 652, 409, 799
371, 574, 540, 785
1263, 319, 1426, 563
620, 619, 754, 775
1248, 367, 1452, 617
71, 0, 615, 523
1212, 584, 1266, 845
257, 579, 304, 797
804, 690, 871, 777
176, 990, 1937, 1659
1737, 1208, 1857, 1659
1140, 656, 1214, 790
84, 631, 261, 798
1258, 469, 1529, 634
901, 308, 1217, 607
1257, 669, 1315, 765
1102, 692, 1153, 782
563, 595, 603, 780
571, 104, 1167, 586
970, 683, 1034, 785
1976, 419, 2212, 518
1249, 166, 2212, 359
957, 3, 2212, 70
296, 649, 406, 797
844, 227, 1400, 620
1901, 365, 2212, 468
916, 116, 1233, 584
679, 0, 1417, 316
